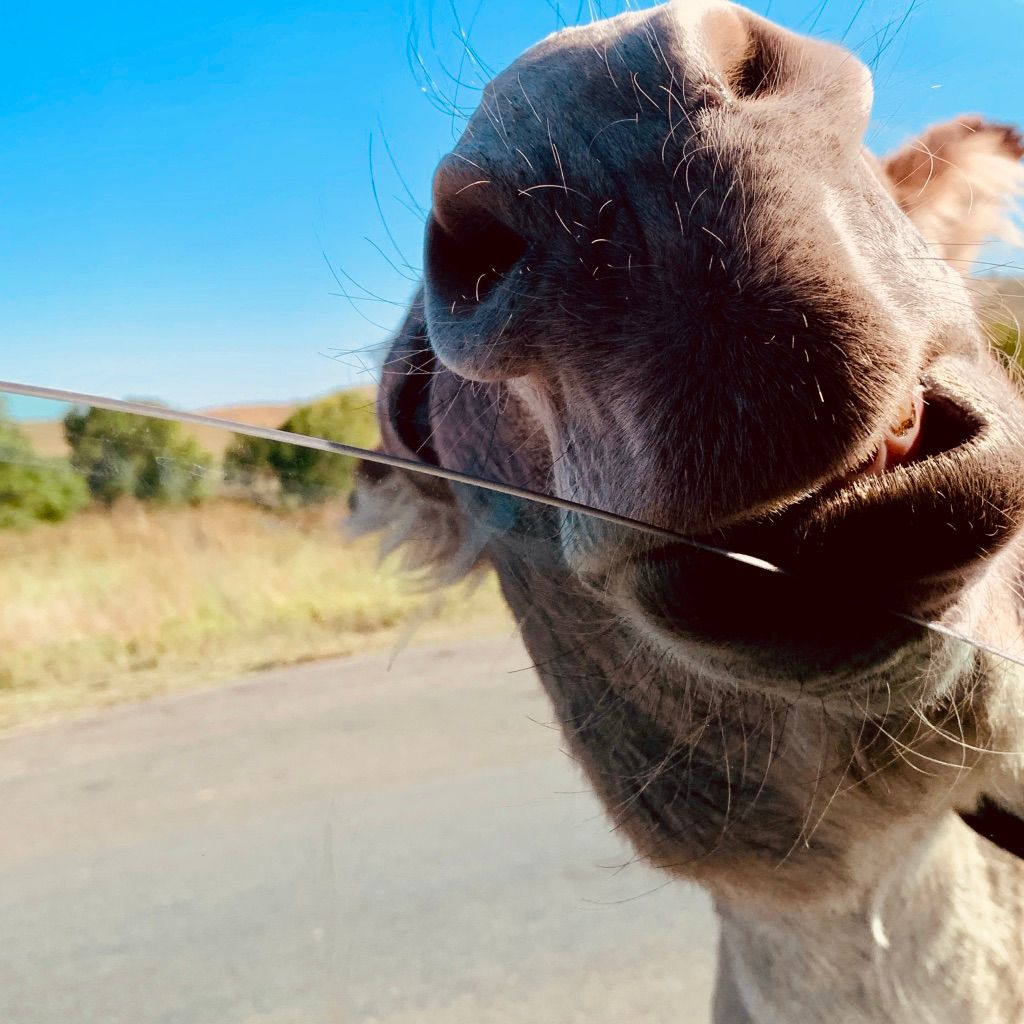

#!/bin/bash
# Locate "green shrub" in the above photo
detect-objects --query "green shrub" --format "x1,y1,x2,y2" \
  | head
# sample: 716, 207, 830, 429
223, 434, 275, 489
0, 410, 31, 463
991, 322, 1022, 371
225, 391, 379, 505
0, 461, 90, 529
63, 406, 214, 506
0, 402, 89, 528
272, 392, 379, 504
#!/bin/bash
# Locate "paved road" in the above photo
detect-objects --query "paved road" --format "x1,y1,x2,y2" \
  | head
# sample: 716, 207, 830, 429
0, 636, 717, 1023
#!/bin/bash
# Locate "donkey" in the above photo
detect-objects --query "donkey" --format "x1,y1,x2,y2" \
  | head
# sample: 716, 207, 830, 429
350, 2, 1024, 1020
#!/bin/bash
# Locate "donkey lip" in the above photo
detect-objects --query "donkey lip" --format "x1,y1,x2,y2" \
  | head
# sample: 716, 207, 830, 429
828, 378, 980, 502
848, 384, 927, 480
614, 371, 1010, 654
753, 366, 1020, 602
643, 356, 1024, 626
587, 359, 1020, 630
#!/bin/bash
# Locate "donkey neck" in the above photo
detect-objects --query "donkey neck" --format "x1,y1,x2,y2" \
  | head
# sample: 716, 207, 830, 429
710, 814, 1024, 1024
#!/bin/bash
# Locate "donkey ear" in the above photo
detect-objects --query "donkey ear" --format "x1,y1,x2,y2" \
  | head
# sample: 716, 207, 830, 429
879, 116, 1024, 271
347, 291, 483, 582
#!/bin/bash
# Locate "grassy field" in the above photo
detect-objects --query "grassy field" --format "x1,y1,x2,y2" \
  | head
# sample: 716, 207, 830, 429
0, 500, 511, 731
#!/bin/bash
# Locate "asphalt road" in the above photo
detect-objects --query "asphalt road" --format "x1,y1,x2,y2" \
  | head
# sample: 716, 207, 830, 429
0, 636, 717, 1024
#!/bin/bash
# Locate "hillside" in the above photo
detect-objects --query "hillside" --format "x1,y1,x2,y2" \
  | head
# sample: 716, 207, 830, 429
17, 419, 69, 459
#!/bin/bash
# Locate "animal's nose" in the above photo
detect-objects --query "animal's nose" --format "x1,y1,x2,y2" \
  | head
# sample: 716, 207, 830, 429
698, 2, 873, 145
428, 167, 527, 316
424, 158, 536, 382
422, 0, 878, 384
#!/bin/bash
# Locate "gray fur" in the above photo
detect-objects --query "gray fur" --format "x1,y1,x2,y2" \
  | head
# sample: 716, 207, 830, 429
352, 3, 1024, 1020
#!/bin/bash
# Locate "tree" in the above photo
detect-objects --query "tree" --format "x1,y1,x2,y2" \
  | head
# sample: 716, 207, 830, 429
271, 391, 379, 503
222, 434, 275, 489
0, 401, 88, 528
224, 390, 379, 505
63, 406, 214, 506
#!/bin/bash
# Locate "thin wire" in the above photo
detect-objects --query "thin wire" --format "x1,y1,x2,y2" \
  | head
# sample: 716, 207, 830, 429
3, 377, 1020, 670
0, 378, 769, 568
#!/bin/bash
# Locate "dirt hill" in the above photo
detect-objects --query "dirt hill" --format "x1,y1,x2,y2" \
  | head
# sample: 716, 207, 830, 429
18, 419, 69, 459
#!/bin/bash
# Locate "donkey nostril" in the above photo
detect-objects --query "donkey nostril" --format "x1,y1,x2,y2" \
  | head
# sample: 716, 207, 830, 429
424, 158, 534, 380
427, 201, 528, 310
728, 36, 784, 99
701, 7, 783, 102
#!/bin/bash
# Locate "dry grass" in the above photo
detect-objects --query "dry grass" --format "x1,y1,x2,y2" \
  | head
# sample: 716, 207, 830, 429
0, 500, 510, 730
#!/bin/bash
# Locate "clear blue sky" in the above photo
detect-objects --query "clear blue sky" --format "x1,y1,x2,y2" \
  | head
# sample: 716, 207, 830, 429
4, 0, 1024, 418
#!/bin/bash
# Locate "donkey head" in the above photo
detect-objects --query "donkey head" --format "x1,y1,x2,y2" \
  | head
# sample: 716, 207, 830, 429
353, 0, 1024, 897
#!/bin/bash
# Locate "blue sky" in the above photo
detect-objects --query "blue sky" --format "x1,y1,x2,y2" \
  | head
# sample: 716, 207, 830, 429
4, 0, 1024, 418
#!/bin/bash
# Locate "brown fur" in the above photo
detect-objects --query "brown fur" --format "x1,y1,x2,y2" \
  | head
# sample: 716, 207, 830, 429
350, 3, 1024, 1020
